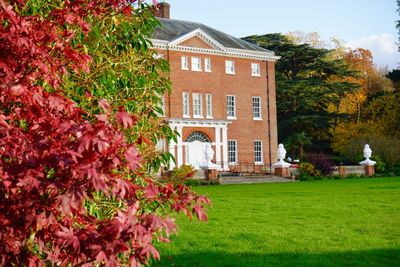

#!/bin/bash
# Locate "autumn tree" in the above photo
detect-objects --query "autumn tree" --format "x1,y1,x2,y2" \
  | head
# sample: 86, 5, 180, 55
331, 47, 396, 159
0, 1, 209, 266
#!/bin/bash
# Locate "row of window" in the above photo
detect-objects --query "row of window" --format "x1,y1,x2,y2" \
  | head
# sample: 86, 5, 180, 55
181, 56, 261, 76
182, 92, 262, 119
228, 140, 263, 164
157, 137, 264, 164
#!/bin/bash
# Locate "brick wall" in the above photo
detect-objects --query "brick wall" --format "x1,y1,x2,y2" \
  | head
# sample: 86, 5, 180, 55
157, 45, 278, 166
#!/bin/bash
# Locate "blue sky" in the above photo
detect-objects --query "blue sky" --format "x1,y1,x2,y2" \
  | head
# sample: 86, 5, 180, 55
169, 0, 400, 69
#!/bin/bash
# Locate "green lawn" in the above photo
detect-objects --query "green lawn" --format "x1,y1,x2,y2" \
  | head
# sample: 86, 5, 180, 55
153, 178, 400, 267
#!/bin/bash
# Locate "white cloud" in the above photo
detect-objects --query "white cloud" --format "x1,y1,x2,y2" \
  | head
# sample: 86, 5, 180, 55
345, 33, 400, 69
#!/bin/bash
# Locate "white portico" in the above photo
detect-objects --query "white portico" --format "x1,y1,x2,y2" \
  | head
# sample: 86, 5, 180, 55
168, 119, 231, 171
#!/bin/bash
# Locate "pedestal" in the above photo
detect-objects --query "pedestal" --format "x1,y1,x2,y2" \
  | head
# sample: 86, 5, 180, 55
274, 167, 290, 177
338, 166, 346, 177
365, 165, 375, 176
206, 168, 218, 180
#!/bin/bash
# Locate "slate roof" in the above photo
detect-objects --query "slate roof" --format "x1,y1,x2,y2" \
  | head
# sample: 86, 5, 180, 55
152, 18, 272, 53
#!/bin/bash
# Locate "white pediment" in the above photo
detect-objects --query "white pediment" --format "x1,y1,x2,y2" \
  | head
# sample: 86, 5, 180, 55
168, 28, 226, 51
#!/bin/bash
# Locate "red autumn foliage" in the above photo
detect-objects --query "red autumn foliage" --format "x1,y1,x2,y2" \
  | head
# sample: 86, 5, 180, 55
0, 0, 209, 266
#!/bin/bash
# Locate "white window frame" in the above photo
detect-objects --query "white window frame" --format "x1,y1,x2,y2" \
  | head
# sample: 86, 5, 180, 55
206, 94, 213, 118
191, 56, 202, 72
182, 92, 190, 118
181, 56, 189, 70
192, 93, 203, 118
226, 95, 236, 119
254, 140, 263, 164
228, 140, 238, 164
185, 145, 189, 164
252, 96, 262, 120
204, 58, 212, 72
225, 60, 235, 74
251, 63, 261, 76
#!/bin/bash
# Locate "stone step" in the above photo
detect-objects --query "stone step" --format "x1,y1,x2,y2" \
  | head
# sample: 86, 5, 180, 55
192, 170, 207, 180
219, 175, 297, 185
218, 172, 274, 177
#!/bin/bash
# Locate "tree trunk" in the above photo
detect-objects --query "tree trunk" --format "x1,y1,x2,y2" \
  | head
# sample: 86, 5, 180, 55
299, 144, 304, 161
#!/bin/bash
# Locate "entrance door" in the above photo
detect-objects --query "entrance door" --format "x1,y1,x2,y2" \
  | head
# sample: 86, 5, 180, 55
184, 131, 212, 170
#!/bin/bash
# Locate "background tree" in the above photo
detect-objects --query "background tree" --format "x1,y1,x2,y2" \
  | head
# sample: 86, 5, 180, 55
386, 69, 400, 91
331, 47, 399, 168
285, 132, 312, 160
243, 33, 357, 154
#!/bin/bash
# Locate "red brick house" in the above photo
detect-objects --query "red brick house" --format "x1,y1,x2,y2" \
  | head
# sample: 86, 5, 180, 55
151, 3, 279, 172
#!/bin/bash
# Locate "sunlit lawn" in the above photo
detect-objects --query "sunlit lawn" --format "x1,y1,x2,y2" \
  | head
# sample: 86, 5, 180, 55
153, 178, 400, 267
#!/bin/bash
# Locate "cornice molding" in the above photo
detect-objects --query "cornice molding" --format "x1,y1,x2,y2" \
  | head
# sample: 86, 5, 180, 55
150, 36, 280, 61
168, 118, 231, 128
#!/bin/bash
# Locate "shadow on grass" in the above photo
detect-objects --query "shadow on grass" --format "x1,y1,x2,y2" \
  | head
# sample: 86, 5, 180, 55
154, 248, 400, 267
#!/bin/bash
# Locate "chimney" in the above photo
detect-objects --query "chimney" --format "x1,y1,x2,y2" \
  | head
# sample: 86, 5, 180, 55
153, 2, 170, 19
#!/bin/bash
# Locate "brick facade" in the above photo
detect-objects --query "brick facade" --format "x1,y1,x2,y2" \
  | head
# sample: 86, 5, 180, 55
151, 8, 278, 172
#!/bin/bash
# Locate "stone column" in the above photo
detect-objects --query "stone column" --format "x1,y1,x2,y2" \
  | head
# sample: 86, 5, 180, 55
169, 125, 176, 169
176, 125, 183, 167
338, 166, 346, 177
365, 165, 375, 176
215, 126, 221, 169
222, 127, 229, 171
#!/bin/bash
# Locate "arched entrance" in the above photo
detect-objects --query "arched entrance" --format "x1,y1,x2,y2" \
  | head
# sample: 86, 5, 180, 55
184, 131, 211, 169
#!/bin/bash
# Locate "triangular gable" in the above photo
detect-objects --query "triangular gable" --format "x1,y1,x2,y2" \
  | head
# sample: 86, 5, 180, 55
179, 36, 214, 49
169, 28, 226, 51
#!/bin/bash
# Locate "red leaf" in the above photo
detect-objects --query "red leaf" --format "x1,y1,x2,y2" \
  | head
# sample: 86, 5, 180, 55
95, 251, 108, 265
0, 114, 10, 129
10, 85, 25, 96
116, 112, 135, 129
125, 147, 141, 170
78, 19, 91, 33
99, 99, 112, 114
88, 168, 108, 192
48, 95, 66, 111
122, 6, 132, 16
137, 134, 152, 145
193, 205, 208, 221
56, 226, 80, 253
65, 14, 75, 24
144, 184, 158, 199
162, 217, 177, 236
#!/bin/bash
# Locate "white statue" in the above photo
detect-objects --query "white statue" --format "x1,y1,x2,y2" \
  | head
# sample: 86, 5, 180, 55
272, 143, 291, 168
202, 143, 217, 169
277, 144, 287, 162
359, 144, 376, 166
363, 144, 372, 160
205, 143, 214, 163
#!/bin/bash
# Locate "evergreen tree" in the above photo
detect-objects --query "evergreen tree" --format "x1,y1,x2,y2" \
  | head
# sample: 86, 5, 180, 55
243, 33, 358, 154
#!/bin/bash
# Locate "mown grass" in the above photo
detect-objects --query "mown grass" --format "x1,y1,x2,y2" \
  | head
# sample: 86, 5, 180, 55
153, 178, 400, 267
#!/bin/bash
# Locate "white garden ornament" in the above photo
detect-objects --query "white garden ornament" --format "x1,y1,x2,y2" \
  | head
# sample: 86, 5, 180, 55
359, 144, 376, 166
272, 144, 291, 168
203, 143, 217, 169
